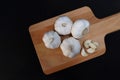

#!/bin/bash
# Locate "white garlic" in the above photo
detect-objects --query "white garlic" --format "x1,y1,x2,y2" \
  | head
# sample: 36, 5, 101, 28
86, 48, 95, 54
89, 43, 97, 49
54, 16, 73, 35
93, 41, 99, 47
81, 48, 88, 57
84, 40, 92, 48
83, 39, 99, 54
60, 37, 81, 58
42, 31, 61, 49
71, 19, 90, 39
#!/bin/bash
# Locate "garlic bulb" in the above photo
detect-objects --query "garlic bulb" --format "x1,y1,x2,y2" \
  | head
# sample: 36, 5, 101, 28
60, 37, 81, 58
54, 16, 73, 35
71, 19, 90, 39
42, 31, 61, 49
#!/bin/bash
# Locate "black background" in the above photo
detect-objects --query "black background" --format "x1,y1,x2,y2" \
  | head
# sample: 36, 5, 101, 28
1, 0, 120, 80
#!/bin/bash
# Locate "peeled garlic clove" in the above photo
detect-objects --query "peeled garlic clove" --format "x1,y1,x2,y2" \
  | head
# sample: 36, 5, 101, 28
86, 48, 95, 54
42, 31, 61, 49
81, 48, 88, 57
84, 40, 92, 48
54, 16, 73, 35
71, 19, 90, 39
89, 43, 97, 49
93, 41, 99, 47
60, 37, 81, 58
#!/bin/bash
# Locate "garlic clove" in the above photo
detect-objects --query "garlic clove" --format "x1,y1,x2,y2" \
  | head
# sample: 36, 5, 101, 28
81, 48, 88, 57
42, 31, 61, 49
93, 41, 99, 47
86, 48, 95, 54
71, 19, 90, 39
84, 40, 92, 48
60, 37, 81, 58
54, 16, 73, 35
89, 43, 97, 49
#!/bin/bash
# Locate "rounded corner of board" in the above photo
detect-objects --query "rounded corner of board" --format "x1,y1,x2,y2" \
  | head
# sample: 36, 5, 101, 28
28, 25, 34, 32
83, 6, 91, 9
82, 6, 92, 11
81, 6, 98, 19
43, 70, 51, 75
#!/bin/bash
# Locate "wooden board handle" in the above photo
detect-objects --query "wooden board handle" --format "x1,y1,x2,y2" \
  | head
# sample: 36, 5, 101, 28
92, 13, 120, 37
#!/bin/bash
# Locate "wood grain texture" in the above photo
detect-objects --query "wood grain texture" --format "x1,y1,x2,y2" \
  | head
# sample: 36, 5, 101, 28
29, 6, 120, 75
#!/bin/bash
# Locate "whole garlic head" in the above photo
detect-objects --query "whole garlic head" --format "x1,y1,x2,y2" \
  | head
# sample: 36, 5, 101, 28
60, 37, 81, 58
42, 31, 61, 49
71, 19, 90, 39
54, 16, 73, 35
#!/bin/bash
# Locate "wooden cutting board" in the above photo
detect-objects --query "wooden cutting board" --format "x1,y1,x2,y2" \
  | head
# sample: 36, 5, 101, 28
29, 6, 120, 75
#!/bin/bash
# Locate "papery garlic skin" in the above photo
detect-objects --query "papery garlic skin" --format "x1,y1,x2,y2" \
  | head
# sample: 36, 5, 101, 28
42, 31, 61, 49
54, 16, 73, 35
60, 37, 81, 58
71, 19, 90, 39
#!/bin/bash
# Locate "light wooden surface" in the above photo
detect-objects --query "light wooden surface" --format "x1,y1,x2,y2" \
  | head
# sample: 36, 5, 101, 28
29, 6, 120, 75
